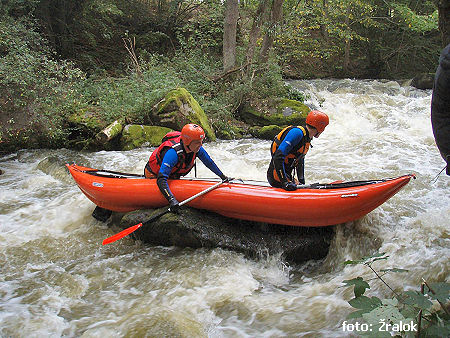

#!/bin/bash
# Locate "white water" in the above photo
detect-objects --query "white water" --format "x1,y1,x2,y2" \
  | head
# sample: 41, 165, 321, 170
0, 79, 448, 337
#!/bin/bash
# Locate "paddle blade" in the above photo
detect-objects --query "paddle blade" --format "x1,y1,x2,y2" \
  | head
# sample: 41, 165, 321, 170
102, 223, 143, 245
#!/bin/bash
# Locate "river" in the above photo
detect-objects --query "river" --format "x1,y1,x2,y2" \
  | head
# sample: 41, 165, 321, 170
0, 79, 448, 337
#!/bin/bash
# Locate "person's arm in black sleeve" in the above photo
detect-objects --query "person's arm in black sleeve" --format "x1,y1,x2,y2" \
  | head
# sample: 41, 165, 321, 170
273, 149, 296, 191
296, 155, 305, 185
156, 173, 179, 212
273, 148, 288, 183
156, 148, 180, 212
274, 128, 304, 191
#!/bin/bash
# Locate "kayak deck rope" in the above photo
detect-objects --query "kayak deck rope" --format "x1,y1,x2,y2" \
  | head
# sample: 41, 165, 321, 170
82, 169, 145, 179
77, 167, 409, 190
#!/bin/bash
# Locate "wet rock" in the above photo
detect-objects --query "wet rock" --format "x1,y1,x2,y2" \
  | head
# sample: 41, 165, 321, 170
66, 108, 108, 149
411, 72, 434, 90
114, 207, 334, 263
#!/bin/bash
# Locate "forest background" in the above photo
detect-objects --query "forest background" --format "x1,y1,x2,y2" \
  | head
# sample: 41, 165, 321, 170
0, 0, 448, 152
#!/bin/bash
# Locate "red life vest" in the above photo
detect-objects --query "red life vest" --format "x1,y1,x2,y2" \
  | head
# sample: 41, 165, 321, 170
147, 131, 196, 177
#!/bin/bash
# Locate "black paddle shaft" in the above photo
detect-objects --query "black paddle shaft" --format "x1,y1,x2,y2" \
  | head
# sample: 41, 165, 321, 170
142, 180, 227, 226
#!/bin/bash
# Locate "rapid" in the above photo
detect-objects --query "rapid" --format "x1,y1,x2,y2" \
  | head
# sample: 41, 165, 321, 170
0, 79, 448, 337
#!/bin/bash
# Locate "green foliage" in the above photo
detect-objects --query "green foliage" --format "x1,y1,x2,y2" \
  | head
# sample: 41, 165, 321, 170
348, 295, 383, 319
344, 252, 392, 266
277, 0, 440, 78
276, 0, 379, 77
250, 59, 286, 100
0, 0, 444, 151
0, 0, 39, 17
284, 84, 306, 102
402, 291, 433, 310
343, 253, 450, 336
389, 2, 438, 33
176, 1, 224, 55
343, 277, 371, 298
0, 13, 86, 150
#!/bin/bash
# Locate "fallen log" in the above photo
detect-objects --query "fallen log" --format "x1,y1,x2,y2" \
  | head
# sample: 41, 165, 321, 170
95, 119, 124, 144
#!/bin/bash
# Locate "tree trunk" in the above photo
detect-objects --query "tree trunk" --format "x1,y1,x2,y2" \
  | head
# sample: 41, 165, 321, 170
259, 0, 284, 63
343, 5, 350, 72
223, 0, 239, 71
246, 0, 269, 66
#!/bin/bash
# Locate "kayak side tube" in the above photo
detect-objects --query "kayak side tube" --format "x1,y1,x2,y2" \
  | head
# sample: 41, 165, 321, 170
66, 164, 415, 227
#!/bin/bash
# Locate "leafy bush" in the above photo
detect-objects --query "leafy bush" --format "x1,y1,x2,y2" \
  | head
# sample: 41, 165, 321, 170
0, 15, 86, 150
343, 253, 449, 337
284, 84, 306, 102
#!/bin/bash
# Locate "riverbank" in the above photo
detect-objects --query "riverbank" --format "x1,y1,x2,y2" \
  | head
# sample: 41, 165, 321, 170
0, 72, 436, 155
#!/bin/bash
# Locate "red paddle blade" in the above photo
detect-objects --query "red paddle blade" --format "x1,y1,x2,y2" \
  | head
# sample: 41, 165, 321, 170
102, 223, 143, 245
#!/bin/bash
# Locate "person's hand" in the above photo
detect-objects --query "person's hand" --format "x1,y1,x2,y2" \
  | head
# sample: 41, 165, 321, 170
169, 198, 180, 213
293, 177, 305, 185
282, 181, 297, 191
220, 175, 234, 183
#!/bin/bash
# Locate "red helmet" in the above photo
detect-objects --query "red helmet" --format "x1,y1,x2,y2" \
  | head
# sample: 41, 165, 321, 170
306, 110, 329, 133
181, 124, 205, 145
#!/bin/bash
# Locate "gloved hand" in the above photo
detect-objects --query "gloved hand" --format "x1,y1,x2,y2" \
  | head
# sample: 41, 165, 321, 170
220, 175, 233, 183
282, 181, 297, 191
169, 198, 180, 213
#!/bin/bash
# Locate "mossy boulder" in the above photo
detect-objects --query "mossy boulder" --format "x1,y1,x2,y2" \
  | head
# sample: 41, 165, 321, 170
215, 124, 245, 140
66, 108, 109, 149
240, 99, 310, 126
120, 125, 172, 150
277, 98, 310, 115
153, 88, 216, 141
67, 108, 106, 131
249, 125, 284, 140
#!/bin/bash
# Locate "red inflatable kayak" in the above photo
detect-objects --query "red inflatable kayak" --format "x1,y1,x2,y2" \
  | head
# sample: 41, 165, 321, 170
66, 164, 415, 227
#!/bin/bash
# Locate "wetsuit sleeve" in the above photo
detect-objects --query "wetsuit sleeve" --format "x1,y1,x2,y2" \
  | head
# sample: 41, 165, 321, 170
197, 147, 226, 179
156, 148, 179, 202
273, 128, 304, 183
296, 155, 305, 184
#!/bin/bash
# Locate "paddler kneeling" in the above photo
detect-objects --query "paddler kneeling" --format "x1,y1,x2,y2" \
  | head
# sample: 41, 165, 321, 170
267, 110, 329, 191
145, 124, 230, 212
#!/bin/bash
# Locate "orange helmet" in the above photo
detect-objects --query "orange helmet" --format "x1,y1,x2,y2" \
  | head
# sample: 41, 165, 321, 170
181, 124, 205, 145
306, 110, 329, 133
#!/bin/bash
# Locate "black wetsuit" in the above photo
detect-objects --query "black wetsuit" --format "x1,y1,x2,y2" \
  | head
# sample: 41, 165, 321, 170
431, 43, 450, 175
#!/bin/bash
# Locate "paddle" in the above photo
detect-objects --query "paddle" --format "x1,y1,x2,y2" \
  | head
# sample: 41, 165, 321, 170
102, 179, 229, 245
